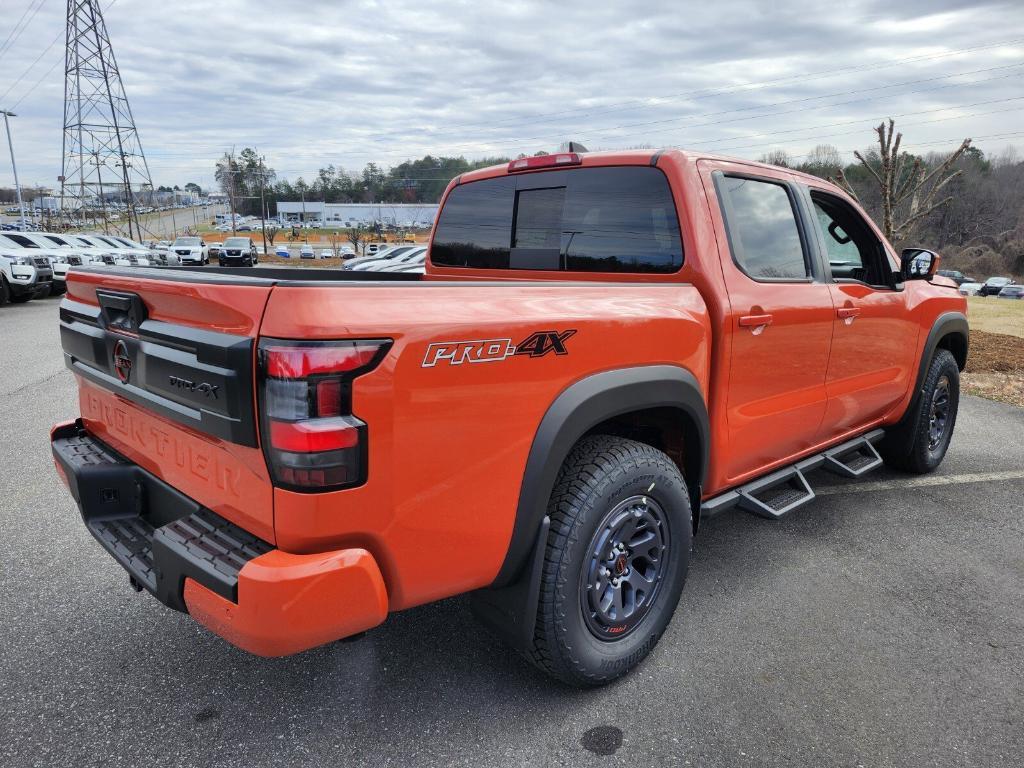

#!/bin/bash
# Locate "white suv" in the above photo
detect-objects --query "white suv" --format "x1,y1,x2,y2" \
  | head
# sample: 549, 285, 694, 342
23, 233, 102, 293
170, 236, 209, 265
88, 235, 152, 266
0, 233, 54, 304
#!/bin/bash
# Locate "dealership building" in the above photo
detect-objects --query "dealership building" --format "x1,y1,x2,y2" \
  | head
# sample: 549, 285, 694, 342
276, 202, 438, 228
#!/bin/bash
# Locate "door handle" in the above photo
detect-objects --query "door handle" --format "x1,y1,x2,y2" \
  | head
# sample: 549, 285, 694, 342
836, 307, 861, 320
739, 313, 773, 328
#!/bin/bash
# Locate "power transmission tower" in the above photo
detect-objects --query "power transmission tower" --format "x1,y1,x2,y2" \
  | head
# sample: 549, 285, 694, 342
60, 0, 153, 239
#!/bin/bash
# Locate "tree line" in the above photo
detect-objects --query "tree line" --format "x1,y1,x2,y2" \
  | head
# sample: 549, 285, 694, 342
214, 128, 1023, 279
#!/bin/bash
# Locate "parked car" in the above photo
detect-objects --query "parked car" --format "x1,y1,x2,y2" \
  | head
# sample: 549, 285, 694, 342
958, 281, 983, 296
64, 235, 120, 266
979, 276, 1014, 296
936, 269, 972, 285
208, 242, 226, 259
299, 244, 315, 259
90, 235, 151, 266
51, 148, 969, 686
344, 245, 415, 271
219, 237, 258, 267
319, 249, 334, 259
364, 242, 390, 256
275, 246, 290, 258
357, 247, 428, 272
111, 236, 163, 266
21, 232, 101, 292
0, 234, 54, 302
379, 250, 427, 272
170, 236, 209, 266
997, 285, 1024, 300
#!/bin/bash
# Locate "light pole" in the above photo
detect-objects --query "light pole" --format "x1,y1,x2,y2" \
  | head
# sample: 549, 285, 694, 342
258, 153, 268, 257
1, 109, 27, 227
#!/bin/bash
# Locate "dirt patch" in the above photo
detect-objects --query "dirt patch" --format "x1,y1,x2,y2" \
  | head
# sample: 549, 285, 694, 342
259, 253, 352, 269
965, 330, 1024, 374
963, 329, 1024, 407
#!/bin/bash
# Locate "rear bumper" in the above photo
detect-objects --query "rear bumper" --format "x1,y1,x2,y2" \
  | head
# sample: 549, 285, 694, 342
51, 419, 389, 656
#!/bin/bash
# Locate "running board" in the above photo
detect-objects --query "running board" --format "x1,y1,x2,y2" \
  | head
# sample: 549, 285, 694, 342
701, 429, 885, 521
822, 436, 883, 478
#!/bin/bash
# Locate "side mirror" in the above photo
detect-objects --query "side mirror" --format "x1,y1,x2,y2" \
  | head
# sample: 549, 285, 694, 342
901, 248, 940, 280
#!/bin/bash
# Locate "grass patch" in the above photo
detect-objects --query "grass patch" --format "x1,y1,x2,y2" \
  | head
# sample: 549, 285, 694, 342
966, 296, 1024, 338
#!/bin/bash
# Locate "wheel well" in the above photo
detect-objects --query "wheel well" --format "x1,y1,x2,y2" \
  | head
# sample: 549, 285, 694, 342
936, 331, 968, 371
584, 406, 704, 527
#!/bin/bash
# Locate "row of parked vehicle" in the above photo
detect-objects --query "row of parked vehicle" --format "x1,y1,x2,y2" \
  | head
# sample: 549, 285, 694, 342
343, 244, 427, 273
0, 230, 173, 305
936, 270, 1023, 299
270, 242, 427, 273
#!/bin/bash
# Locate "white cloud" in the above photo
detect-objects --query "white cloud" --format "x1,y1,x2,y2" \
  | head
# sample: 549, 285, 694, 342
0, 0, 1021, 189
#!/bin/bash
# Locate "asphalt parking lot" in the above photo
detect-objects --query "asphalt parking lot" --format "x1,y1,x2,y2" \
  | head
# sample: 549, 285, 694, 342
1, 295, 1022, 768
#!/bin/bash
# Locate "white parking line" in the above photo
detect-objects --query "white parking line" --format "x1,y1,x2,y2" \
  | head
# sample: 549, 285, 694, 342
815, 470, 1024, 496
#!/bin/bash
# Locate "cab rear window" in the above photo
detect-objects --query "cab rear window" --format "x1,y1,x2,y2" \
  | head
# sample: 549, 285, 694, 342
431, 166, 683, 273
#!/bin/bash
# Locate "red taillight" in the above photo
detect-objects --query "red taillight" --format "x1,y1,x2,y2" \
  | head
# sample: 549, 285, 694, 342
258, 338, 390, 492
507, 153, 582, 172
270, 418, 361, 453
264, 343, 383, 378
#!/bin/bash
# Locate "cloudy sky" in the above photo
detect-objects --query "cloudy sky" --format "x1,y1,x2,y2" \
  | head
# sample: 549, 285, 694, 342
1, 0, 1022, 191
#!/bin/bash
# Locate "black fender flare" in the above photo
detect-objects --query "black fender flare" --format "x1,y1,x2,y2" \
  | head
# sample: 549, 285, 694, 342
910, 311, 969, 406
495, 364, 708, 588
885, 311, 968, 453
471, 365, 708, 651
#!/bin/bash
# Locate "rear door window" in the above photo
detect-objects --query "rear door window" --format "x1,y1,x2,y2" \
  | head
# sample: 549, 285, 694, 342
715, 175, 809, 281
432, 166, 683, 273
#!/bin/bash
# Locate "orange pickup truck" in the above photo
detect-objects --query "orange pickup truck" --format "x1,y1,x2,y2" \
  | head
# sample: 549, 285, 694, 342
51, 149, 968, 685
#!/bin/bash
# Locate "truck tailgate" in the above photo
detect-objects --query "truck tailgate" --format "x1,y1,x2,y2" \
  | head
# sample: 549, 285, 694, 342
60, 269, 277, 542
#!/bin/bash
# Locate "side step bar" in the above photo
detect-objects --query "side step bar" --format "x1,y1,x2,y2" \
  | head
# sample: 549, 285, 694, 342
701, 429, 885, 520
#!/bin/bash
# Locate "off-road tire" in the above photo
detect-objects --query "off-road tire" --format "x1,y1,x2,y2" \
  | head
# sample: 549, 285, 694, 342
882, 349, 960, 473
528, 435, 692, 686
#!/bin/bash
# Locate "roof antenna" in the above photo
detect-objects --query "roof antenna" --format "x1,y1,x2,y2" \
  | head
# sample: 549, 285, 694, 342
567, 141, 589, 153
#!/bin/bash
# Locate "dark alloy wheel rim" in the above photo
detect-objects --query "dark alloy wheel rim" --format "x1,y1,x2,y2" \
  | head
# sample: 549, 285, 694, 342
580, 494, 669, 640
928, 375, 951, 451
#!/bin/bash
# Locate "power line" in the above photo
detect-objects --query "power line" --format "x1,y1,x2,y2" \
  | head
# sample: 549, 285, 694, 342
1, 0, 118, 106
382, 36, 1024, 136
131, 56, 1024, 164
0, 0, 47, 63
141, 68, 1024, 164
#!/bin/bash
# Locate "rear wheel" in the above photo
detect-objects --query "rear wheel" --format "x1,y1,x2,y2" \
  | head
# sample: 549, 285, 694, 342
882, 349, 960, 473
528, 435, 691, 686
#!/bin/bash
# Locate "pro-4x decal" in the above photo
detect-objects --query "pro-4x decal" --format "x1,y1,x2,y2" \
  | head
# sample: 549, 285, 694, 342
514, 330, 576, 358
422, 330, 576, 367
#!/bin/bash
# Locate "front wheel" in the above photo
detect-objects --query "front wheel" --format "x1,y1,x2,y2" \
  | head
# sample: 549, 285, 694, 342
882, 349, 960, 473
529, 435, 692, 686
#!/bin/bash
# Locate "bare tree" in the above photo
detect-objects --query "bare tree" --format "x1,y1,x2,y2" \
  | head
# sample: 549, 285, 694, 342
264, 225, 279, 246
803, 144, 843, 175
758, 149, 792, 168
832, 119, 971, 242
328, 230, 346, 257
347, 225, 366, 255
